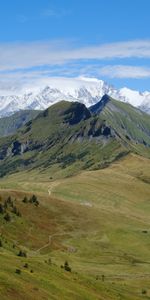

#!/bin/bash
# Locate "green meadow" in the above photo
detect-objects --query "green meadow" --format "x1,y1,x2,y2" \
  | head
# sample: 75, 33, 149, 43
0, 153, 150, 299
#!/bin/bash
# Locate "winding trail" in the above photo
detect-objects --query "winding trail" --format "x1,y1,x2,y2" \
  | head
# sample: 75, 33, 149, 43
28, 232, 70, 256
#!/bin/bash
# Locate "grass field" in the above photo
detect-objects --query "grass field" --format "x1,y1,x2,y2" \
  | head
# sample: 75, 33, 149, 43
0, 153, 150, 299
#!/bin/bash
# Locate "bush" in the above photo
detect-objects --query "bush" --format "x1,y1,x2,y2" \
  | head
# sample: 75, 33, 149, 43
0, 239, 3, 247
16, 210, 22, 217
3, 201, 8, 210
0, 203, 4, 214
64, 261, 71, 272
22, 196, 28, 203
12, 206, 21, 217
102, 274, 105, 282
7, 196, 13, 207
29, 195, 37, 203
142, 289, 147, 295
29, 195, 39, 206
15, 269, 21, 275
18, 250, 27, 257
4, 213, 11, 222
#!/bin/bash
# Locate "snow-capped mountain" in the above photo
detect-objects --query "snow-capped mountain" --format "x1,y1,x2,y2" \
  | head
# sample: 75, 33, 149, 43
0, 77, 150, 117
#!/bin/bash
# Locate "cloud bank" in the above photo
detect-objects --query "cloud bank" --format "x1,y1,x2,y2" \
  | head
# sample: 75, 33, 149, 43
0, 39, 150, 93
98, 65, 150, 78
0, 39, 150, 72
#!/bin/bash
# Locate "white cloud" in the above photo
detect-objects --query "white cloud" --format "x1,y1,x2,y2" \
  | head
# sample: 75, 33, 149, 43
0, 64, 150, 96
0, 39, 150, 72
98, 65, 150, 78
0, 71, 101, 96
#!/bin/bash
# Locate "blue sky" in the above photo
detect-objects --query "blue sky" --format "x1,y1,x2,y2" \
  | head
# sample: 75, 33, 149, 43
0, 0, 150, 92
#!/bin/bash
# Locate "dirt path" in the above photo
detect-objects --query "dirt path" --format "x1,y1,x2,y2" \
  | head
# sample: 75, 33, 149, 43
48, 181, 61, 196
28, 232, 69, 256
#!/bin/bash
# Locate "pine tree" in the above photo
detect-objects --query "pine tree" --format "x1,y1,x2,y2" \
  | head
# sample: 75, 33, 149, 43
0, 203, 4, 214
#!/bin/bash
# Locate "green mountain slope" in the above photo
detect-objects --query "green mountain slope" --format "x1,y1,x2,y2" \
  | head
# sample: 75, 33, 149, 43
0, 110, 40, 137
90, 95, 150, 146
0, 96, 150, 178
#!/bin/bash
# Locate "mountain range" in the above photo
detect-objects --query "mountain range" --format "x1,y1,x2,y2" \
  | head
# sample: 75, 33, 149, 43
0, 77, 150, 117
0, 94, 150, 178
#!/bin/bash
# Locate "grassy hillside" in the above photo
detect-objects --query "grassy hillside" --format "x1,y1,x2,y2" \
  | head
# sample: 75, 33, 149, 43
0, 154, 150, 299
91, 95, 150, 147
0, 190, 105, 300
106, 101, 150, 144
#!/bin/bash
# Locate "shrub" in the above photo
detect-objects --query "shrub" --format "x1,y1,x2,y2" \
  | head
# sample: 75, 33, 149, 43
12, 206, 21, 217
4, 213, 11, 222
22, 196, 28, 203
18, 250, 27, 257
0, 203, 4, 214
29, 195, 39, 206
102, 274, 105, 282
7, 196, 11, 203
3, 201, 8, 210
29, 195, 37, 203
142, 289, 147, 295
12, 206, 17, 214
0, 239, 3, 247
64, 261, 71, 272
15, 269, 21, 275
16, 210, 22, 217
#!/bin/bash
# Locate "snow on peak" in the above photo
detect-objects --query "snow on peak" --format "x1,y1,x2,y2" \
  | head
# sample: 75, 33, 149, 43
0, 76, 150, 117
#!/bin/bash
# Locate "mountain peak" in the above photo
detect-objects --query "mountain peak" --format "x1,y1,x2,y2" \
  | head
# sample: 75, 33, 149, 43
39, 100, 91, 125
89, 94, 111, 114
62, 101, 91, 125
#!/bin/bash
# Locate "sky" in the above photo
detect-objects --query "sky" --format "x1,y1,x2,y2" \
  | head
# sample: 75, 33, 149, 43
0, 0, 150, 93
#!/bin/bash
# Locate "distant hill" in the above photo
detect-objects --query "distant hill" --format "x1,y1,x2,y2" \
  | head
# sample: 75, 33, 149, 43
0, 110, 41, 137
0, 95, 150, 177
